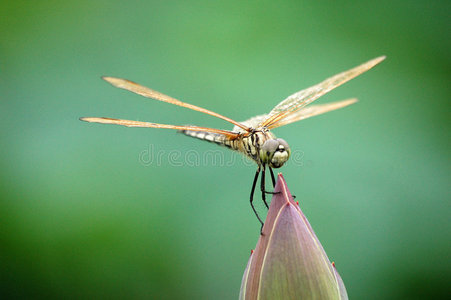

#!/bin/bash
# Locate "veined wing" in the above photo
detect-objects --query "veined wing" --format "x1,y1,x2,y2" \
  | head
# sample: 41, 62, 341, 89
80, 117, 240, 139
258, 56, 385, 128
267, 98, 357, 129
102, 77, 251, 132
240, 99, 356, 130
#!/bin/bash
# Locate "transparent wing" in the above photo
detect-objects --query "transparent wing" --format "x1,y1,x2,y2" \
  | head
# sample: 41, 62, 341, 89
102, 77, 251, 132
267, 98, 357, 129
258, 56, 385, 128
80, 117, 240, 139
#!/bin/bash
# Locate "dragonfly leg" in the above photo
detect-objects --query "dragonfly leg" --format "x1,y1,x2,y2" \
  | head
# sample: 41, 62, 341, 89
250, 166, 265, 230
260, 165, 270, 209
269, 167, 276, 188
270, 168, 296, 199
262, 166, 280, 196
268, 168, 296, 199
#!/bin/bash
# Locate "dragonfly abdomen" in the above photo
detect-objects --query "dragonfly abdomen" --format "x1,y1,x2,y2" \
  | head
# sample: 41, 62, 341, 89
180, 130, 236, 150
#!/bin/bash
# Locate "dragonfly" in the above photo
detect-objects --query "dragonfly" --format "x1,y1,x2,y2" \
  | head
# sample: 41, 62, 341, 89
81, 56, 385, 228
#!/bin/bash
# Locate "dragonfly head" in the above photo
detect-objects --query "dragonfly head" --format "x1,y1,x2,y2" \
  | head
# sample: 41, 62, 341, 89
260, 138, 291, 168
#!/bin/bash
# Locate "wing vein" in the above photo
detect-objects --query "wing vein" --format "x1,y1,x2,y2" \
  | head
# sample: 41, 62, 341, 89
80, 117, 239, 139
102, 77, 251, 132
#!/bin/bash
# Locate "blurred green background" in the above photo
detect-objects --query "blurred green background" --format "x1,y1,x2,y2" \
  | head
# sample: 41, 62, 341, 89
1, 0, 450, 299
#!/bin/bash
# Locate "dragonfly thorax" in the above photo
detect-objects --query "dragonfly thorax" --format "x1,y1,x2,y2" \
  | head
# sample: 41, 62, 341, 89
259, 138, 291, 168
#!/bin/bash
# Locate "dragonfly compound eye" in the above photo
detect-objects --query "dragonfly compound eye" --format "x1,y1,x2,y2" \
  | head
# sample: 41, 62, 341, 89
260, 139, 279, 161
272, 139, 291, 168
260, 139, 291, 168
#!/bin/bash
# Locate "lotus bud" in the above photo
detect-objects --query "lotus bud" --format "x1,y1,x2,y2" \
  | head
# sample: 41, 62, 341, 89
240, 174, 348, 299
